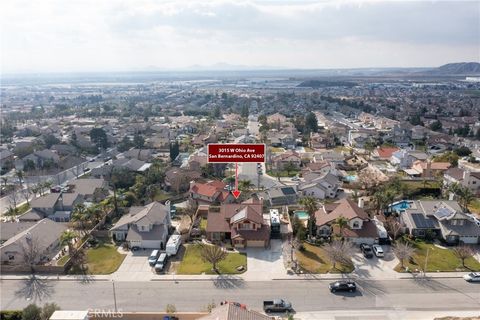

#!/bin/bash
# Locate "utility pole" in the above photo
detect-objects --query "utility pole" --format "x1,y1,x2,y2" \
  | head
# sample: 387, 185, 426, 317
112, 280, 118, 312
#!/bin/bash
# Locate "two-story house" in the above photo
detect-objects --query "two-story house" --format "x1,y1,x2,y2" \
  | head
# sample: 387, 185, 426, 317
315, 199, 378, 244
271, 151, 301, 171
443, 168, 480, 196
401, 200, 480, 244
298, 172, 340, 199
22, 192, 84, 222
206, 199, 270, 248
110, 201, 171, 249
67, 178, 109, 202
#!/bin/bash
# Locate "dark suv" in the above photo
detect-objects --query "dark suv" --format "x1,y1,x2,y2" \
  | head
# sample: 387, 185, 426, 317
329, 281, 357, 293
360, 243, 374, 258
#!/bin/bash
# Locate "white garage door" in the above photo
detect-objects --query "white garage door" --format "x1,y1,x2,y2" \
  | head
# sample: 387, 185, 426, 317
142, 240, 162, 249
460, 236, 479, 244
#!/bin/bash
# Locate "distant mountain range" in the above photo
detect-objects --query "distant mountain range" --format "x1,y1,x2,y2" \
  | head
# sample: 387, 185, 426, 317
423, 62, 480, 75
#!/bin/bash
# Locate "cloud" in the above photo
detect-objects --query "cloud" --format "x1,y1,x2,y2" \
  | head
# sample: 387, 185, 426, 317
0, 0, 478, 73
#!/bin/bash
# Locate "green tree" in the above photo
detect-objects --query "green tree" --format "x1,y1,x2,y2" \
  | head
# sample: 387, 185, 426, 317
169, 141, 180, 162
89, 127, 109, 149
429, 120, 442, 132
305, 112, 318, 133
43, 134, 60, 149
22, 304, 41, 320
71, 204, 91, 235
284, 161, 297, 176
60, 230, 76, 256
299, 196, 318, 239
40, 303, 60, 320
334, 216, 349, 238
238, 179, 254, 191
133, 134, 145, 149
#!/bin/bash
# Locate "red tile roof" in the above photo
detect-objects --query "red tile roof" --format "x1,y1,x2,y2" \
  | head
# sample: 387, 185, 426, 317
375, 147, 399, 159
315, 198, 368, 227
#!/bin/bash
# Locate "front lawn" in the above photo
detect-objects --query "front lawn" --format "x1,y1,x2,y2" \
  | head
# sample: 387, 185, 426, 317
468, 199, 480, 215
267, 170, 300, 178
154, 190, 172, 202
296, 243, 354, 274
69, 244, 126, 274
395, 241, 480, 272
177, 244, 247, 275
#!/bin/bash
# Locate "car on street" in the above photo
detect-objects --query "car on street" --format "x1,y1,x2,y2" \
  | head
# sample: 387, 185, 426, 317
329, 281, 357, 293
463, 272, 480, 282
372, 244, 384, 258
360, 243, 374, 258
263, 299, 293, 313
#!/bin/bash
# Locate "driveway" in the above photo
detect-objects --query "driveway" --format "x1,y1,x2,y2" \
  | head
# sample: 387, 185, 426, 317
112, 249, 154, 281
352, 245, 399, 279
241, 239, 287, 281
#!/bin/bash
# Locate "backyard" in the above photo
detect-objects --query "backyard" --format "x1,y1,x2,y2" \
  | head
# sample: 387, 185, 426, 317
177, 244, 247, 275
296, 242, 354, 274
395, 241, 480, 272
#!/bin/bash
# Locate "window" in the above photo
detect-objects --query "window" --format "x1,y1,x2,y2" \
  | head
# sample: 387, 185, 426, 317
352, 221, 360, 229
8, 255, 15, 261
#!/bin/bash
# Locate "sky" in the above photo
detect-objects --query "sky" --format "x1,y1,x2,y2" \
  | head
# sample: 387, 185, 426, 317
1, 0, 479, 73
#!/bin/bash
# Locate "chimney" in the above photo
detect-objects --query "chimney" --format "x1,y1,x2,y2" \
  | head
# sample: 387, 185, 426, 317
358, 198, 365, 208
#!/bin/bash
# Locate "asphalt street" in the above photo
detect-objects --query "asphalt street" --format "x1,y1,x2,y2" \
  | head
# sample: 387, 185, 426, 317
1, 278, 479, 313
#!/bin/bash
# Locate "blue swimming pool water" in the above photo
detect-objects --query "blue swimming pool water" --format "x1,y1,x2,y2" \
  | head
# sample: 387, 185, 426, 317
390, 200, 411, 212
294, 211, 309, 220
344, 175, 357, 182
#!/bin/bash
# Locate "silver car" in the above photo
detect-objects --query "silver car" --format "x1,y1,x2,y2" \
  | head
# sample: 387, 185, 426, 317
463, 272, 480, 282
372, 244, 384, 258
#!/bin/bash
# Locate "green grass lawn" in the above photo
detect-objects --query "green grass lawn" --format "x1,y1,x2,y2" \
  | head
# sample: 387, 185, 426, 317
68, 244, 126, 274
270, 147, 285, 153
468, 199, 480, 215
267, 170, 300, 178
296, 243, 354, 274
57, 255, 70, 266
177, 244, 247, 275
395, 241, 480, 272
5, 203, 30, 216
154, 190, 172, 202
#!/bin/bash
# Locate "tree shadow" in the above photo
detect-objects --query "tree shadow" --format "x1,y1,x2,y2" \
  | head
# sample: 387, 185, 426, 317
212, 274, 245, 289
15, 274, 54, 302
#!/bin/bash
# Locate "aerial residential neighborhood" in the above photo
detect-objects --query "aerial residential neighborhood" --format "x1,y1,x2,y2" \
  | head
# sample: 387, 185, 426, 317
1, 1, 480, 320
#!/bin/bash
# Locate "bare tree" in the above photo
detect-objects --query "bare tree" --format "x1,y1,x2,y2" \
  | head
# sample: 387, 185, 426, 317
21, 184, 31, 206
385, 216, 402, 241
453, 245, 474, 268
393, 242, 416, 270
200, 244, 227, 273
21, 235, 42, 273
8, 190, 19, 214
323, 240, 354, 270
184, 202, 197, 223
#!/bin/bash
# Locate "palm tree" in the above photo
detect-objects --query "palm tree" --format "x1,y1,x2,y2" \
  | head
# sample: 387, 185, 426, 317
1, 176, 8, 187
457, 186, 475, 212
334, 216, 350, 238
238, 179, 254, 191
71, 204, 91, 235
299, 196, 319, 239
60, 230, 76, 256
15, 170, 24, 187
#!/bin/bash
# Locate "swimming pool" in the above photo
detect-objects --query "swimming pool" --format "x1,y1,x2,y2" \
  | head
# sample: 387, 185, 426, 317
390, 200, 412, 213
344, 175, 357, 182
294, 211, 309, 220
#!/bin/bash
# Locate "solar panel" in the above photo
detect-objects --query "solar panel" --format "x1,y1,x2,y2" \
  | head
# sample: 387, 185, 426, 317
411, 213, 436, 229
433, 206, 454, 220
281, 187, 296, 195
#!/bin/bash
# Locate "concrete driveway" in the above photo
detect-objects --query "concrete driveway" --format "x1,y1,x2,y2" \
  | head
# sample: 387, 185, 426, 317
352, 245, 399, 279
241, 239, 287, 281
112, 249, 154, 281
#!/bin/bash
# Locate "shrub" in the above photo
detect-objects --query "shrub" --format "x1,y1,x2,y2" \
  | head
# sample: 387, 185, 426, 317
0, 311, 22, 320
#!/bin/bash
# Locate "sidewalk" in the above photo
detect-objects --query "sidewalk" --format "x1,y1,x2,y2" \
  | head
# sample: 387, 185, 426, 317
0, 270, 466, 282
294, 309, 480, 320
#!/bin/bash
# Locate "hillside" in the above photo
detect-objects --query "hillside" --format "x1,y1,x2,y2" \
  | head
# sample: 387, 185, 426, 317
427, 62, 480, 75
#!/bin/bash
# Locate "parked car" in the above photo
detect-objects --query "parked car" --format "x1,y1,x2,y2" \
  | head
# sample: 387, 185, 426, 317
372, 244, 384, 258
263, 299, 293, 313
154, 253, 168, 273
360, 243, 374, 258
329, 281, 357, 293
463, 272, 480, 282
148, 249, 160, 266
50, 186, 61, 193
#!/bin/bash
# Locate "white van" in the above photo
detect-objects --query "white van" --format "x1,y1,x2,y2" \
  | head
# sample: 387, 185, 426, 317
148, 250, 160, 266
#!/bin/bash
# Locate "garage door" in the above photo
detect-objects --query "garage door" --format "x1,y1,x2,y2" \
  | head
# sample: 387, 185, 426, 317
247, 240, 265, 247
142, 240, 162, 249
460, 236, 479, 244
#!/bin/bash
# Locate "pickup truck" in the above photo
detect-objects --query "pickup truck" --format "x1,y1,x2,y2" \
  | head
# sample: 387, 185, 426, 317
263, 299, 293, 313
